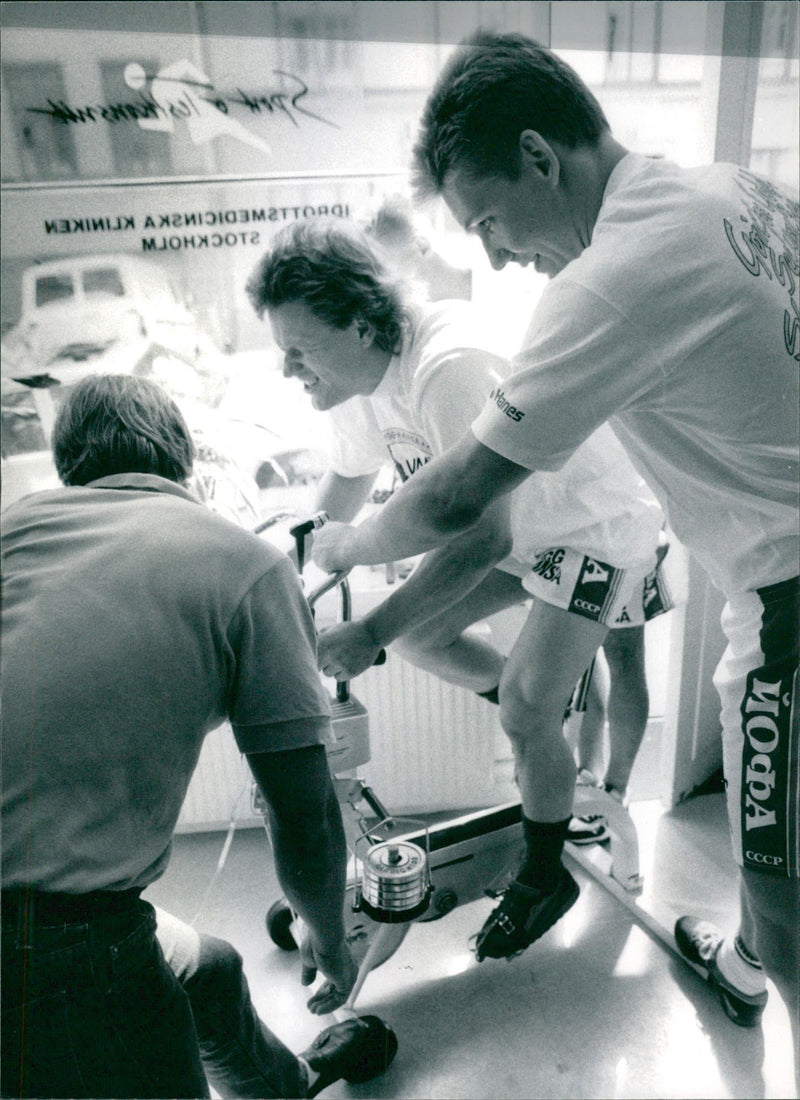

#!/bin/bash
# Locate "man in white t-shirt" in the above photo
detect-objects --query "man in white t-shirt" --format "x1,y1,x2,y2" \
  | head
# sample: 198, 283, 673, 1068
246, 217, 674, 960
310, 32, 799, 1066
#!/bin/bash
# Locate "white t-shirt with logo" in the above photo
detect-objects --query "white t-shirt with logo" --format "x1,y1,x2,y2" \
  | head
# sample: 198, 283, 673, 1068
328, 302, 500, 482
328, 300, 663, 571
472, 155, 799, 595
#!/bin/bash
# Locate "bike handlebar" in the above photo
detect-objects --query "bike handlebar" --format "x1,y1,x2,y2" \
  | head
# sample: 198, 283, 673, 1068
288, 514, 386, 677
289, 512, 329, 574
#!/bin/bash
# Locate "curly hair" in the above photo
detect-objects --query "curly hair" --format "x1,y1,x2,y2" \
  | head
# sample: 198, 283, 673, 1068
53, 374, 195, 486
412, 30, 610, 199
246, 218, 409, 354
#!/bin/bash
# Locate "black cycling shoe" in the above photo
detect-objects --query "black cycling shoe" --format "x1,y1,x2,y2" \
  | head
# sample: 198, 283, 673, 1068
475, 865, 579, 961
674, 917, 768, 1028
301, 1014, 398, 1097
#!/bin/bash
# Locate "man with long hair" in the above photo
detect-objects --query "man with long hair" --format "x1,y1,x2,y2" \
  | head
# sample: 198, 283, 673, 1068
247, 217, 673, 961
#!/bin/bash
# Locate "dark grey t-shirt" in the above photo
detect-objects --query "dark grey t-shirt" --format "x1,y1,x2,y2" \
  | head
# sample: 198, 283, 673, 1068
1, 473, 331, 891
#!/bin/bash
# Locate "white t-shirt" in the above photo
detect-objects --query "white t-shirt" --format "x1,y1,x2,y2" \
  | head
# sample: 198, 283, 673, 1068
329, 300, 663, 570
328, 301, 505, 480
473, 155, 799, 595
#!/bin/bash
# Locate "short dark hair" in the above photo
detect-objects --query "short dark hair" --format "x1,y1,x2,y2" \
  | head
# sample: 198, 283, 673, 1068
412, 30, 610, 198
53, 373, 195, 486
246, 218, 408, 354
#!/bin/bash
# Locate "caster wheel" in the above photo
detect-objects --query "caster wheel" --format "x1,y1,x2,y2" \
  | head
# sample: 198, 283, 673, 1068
433, 887, 458, 917
266, 898, 298, 951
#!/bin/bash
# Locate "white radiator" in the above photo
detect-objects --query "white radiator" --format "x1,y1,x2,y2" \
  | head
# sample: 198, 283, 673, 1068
176, 651, 508, 832
346, 650, 508, 814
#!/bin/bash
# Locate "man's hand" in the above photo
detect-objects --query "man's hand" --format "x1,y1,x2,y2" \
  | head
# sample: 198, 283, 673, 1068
318, 621, 382, 681
311, 520, 360, 573
300, 934, 358, 1014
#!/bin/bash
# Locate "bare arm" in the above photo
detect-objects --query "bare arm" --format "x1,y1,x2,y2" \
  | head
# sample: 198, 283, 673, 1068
317, 496, 511, 679
315, 469, 379, 523
313, 432, 531, 572
247, 744, 356, 1012
365, 495, 511, 644
283, 469, 378, 569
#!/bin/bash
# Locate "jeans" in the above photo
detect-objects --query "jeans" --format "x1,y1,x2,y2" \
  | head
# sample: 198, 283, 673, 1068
1, 894, 209, 1099
155, 907, 308, 1099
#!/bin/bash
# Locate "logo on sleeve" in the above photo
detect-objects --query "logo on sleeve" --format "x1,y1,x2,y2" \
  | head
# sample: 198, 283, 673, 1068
530, 547, 565, 584
489, 387, 525, 422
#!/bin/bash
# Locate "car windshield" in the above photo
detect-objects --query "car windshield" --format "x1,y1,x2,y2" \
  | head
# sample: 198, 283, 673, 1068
35, 274, 74, 307
83, 268, 125, 297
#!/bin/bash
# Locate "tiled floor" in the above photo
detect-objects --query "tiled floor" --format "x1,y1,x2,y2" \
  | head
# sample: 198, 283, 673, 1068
144, 792, 796, 1099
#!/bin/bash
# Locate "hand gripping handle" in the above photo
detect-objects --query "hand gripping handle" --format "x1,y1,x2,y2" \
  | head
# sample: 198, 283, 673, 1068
290, 513, 387, 673
289, 511, 329, 575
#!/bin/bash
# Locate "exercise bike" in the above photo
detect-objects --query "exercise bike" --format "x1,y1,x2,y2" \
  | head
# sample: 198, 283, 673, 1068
259, 515, 678, 1014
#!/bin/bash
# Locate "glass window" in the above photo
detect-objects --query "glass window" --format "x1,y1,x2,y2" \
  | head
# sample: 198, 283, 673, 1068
557, 2, 706, 87
759, 0, 799, 81
557, 3, 713, 166
0, 389, 47, 457
751, 1, 799, 193
99, 59, 172, 178
657, 1, 707, 82
35, 273, 74, 307
83, 267, 125, 297
2, 62, 78, 180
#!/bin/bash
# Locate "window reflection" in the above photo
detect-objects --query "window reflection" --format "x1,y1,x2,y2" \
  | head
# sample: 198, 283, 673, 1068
3, 62, 78, 180
99, 60, 172, 178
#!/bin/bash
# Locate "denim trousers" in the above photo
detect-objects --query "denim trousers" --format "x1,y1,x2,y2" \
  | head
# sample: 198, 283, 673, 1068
154, 906, 308, 1099
1, 895, 210, 1099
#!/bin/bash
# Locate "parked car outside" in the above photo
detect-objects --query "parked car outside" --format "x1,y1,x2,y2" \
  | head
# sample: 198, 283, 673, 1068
214, 351, 334, 523
2, 254, 215, 373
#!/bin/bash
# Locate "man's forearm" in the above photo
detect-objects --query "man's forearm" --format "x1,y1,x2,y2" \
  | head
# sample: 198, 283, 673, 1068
341, 441, 491, 565
362, 505, 512, 647
248, 746, 348, 952
313, 435, 531, 571
266, 788, 348, 952
315, 469, 378, 523
346, 483, 473, 564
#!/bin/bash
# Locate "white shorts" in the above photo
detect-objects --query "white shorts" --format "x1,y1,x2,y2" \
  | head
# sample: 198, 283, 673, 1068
713, 575, 798, 878
521, 547, 675, 628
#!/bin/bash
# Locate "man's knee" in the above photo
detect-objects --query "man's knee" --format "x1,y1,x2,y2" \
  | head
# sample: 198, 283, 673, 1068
603, 624, 645, 660
497, 674, 553, 747
393, 632, 435, 663
185, 933, 248, 1008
